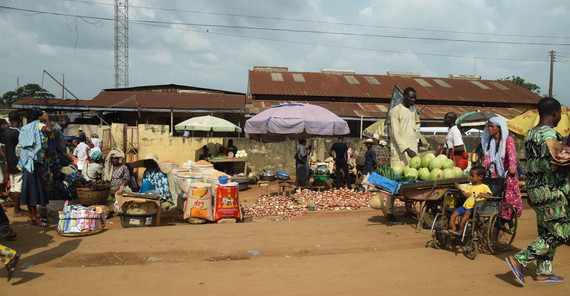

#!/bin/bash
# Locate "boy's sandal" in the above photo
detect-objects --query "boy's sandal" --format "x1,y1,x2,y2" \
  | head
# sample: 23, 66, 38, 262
6, 252, 20, 282
29, 220, 49, 227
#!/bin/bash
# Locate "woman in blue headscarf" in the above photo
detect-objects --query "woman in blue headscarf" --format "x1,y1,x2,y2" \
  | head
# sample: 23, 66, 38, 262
482, 117, 522, 237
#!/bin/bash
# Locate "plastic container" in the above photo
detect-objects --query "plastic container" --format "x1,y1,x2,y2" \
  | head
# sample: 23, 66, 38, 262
120, 214, 157, 228
275, 171, 291, 180
218, 175, 229, 184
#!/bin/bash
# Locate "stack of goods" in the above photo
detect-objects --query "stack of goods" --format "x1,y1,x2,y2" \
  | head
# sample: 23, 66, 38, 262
234, 150, 248, 158
242, 188, 379, 221
191, 160, 214, 174
212, 181, 242, 222
378, 153, 464, 182
57, 201, 104, 235
183, 182, 213, 223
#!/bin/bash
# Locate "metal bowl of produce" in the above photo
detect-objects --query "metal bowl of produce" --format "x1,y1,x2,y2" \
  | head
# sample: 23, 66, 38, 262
259, 169, 276, 181
230, 177, 250, 191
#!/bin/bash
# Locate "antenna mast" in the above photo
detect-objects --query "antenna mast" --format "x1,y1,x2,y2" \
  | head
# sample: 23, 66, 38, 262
114, 0, 129, 88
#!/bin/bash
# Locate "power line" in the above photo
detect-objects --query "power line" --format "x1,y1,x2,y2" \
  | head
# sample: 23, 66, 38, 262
3, 5, 570, 46
133, 21, 548, 63
61, 0, 570, 40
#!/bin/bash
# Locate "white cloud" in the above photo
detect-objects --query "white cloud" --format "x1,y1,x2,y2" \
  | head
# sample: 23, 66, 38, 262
181, 31, 212, 52
359, 7, 373, 19
147, 52, 172, 65
37, 44, 58, 56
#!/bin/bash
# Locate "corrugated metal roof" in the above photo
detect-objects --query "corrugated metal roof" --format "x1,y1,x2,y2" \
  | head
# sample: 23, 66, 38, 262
15, 90, 246, 112
248, 69, 541, 104
245, 99, 522, 121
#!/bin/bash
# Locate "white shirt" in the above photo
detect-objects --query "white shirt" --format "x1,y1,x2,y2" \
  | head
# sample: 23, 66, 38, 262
88, 146, 102, 157
90, 137, 102, 149
73, 142, 89, 170
445, 125, 464, 149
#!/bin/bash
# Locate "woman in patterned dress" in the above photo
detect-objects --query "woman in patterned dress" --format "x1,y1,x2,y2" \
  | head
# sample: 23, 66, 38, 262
482, 117, 522, 238
131, 153, 173, 208
506, 97, 569, 285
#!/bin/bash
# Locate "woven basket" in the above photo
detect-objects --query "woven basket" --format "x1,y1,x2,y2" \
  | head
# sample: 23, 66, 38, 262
76, 187, 111, 206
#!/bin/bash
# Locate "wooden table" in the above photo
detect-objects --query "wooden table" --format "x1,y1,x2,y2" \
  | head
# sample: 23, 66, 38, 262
208, 158, 248, 175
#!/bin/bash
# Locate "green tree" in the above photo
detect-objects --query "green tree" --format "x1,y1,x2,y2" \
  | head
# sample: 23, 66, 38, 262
1, 83, 55, 106
502, 76, 541, 94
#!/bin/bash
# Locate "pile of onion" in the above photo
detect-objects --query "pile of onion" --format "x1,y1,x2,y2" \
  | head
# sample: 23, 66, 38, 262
242, 188, 403, 221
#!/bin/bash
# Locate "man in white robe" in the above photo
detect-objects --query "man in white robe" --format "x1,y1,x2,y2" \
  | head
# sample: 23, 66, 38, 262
386, 87, 420, 222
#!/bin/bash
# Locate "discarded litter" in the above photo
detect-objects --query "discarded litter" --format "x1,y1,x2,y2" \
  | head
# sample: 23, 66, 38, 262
146, 256, 163, 262
21, 262, 35, 270
248, 251, 261, 256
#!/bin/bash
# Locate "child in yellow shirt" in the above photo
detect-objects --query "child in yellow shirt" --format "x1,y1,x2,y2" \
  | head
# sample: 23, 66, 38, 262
444, 166, 492, 235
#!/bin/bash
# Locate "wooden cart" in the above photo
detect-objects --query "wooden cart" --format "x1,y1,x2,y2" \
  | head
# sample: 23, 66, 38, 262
394, 176, 469, 232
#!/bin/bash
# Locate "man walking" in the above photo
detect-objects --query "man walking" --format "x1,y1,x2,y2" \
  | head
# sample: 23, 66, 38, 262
329, 136, 351, 189
386, 87, 420, 222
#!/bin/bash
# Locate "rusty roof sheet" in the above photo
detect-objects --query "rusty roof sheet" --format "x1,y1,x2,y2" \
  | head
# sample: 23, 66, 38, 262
245, 99, 523, 121
15, 90, 246, 111
248, 70, 541, 105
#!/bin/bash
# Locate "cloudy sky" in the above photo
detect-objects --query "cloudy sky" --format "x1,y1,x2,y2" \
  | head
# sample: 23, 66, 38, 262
1, 0, 569, 107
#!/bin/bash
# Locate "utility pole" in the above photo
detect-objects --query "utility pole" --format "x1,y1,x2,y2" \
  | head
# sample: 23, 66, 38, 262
548, 50, 555, 97
114, 0, 129, 88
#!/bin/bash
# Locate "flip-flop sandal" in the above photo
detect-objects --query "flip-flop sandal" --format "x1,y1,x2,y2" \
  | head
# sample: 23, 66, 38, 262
29, 220, 49, 227
505, 257, 525, 286
6, 252, 20, 282
535, 275, 566, 283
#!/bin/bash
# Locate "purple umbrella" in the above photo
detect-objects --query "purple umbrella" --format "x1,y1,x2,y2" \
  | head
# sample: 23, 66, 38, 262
245, 103, 350, 141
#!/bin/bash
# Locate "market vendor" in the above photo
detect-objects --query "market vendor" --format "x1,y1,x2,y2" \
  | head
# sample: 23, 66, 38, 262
386, 87, 420, 222
82, 150, 103, 181
103, 148, 130, 194
131, 153, 174, 209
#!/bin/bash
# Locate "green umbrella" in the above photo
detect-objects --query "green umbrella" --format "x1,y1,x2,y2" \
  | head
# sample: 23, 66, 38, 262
175, 115, 242, 133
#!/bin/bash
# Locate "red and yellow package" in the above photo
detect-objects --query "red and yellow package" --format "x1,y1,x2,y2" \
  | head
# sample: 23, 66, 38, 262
213, 183, 242, 221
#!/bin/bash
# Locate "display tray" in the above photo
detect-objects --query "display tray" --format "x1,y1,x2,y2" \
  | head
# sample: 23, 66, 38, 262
57, 228, 105, 237
398, 175, 469, 191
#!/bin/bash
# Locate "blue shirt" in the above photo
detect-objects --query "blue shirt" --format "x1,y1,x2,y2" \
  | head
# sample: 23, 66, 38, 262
363, 148, 377, 175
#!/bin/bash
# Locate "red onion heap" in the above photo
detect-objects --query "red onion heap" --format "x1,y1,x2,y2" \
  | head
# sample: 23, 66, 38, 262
242, 188, 404, 221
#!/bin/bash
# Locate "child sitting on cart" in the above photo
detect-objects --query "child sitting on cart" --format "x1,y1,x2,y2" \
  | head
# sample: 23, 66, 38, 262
443, 166, 492, 236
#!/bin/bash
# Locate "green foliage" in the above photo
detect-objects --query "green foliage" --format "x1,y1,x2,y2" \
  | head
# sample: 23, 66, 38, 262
1, 83, 55, 106
502, 76, 541, 94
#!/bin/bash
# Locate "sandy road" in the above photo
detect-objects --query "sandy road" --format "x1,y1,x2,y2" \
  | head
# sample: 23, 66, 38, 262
1, 201, 569, 295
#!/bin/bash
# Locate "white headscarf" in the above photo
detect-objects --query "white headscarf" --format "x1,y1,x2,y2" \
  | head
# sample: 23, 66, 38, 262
481, 117, 508, 176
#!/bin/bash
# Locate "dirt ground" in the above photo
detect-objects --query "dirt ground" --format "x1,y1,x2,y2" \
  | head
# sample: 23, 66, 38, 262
1, 180, 569, 295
